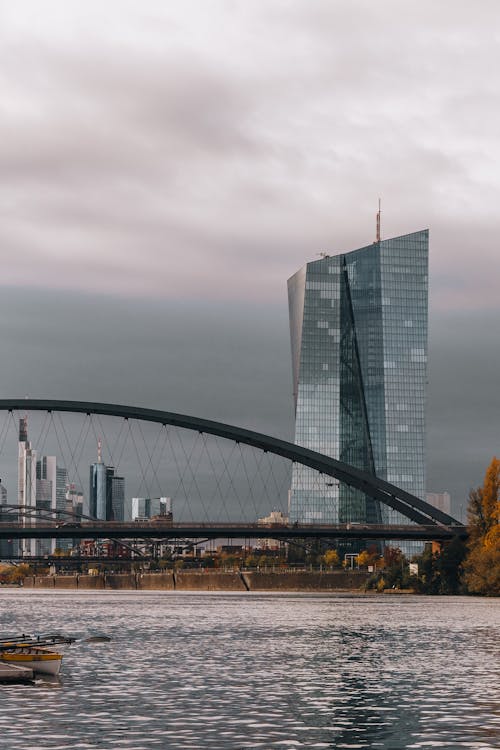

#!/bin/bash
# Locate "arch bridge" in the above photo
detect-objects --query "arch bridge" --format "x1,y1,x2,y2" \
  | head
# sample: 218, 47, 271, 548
0, 399, 465, 544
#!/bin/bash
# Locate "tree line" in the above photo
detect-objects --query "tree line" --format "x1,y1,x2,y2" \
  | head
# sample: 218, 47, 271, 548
357, 457, 499, 596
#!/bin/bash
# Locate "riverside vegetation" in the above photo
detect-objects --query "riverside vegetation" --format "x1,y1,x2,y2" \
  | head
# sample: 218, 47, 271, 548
363, 456, 499, 596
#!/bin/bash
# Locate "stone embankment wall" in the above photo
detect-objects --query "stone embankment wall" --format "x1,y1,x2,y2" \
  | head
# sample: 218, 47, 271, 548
22, 570, 369, 592
242, 570, 368, 591
175, 572, 246, 591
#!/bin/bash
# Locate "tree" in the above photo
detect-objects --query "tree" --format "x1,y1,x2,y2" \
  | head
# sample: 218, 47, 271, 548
463, 457, 500, 596
322, 549, 340, 568
357, 549, 380, 569
463, 541, 500, 596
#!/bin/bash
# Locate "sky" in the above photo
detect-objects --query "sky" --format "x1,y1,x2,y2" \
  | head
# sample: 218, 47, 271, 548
1, 1, 500, 517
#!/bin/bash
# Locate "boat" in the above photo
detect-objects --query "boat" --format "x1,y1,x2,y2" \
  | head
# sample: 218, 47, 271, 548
0, 633, 75, 676
0, 647, 62, 676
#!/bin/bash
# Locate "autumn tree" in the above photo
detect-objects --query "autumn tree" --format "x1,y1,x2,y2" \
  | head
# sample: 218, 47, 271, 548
357, 547, 380, 569
322, 549, 340, 568
463, 457, 500, 596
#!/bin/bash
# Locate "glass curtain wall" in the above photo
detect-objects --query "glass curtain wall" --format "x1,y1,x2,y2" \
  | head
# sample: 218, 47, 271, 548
288, 230, 428, 526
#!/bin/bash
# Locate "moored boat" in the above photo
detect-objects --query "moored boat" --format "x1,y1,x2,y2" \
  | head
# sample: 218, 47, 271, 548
0, 633, 75, 676
0, 647, 63, 676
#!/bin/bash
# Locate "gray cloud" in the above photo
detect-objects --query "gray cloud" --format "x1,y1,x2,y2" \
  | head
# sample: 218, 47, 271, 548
0, 2, 499, 517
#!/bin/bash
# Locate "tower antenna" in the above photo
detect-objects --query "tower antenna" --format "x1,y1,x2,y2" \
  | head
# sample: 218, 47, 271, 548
375, 198, 381, 243
97, 438, 102, 464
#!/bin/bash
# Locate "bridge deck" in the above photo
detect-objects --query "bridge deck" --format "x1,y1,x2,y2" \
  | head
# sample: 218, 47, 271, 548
0, 522, 467, 541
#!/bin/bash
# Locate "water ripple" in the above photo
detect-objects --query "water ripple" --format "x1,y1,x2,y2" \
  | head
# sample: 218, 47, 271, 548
0, 591, 498, 749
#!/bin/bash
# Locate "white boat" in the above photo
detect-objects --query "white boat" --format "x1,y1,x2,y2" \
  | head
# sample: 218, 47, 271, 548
0, 647, 63, 676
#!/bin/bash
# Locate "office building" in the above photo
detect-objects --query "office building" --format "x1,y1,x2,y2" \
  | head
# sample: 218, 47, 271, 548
36, 456, 69, 555
0, 481, 17, 558
131, 497, 172, 521
89, 443, 125, 521
426, 492, 451, 516
288, 229, 428, 526
18, 417, 37, 556
111, 475, 125, 522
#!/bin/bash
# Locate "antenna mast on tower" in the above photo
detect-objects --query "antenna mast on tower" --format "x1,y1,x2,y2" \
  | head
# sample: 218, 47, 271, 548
375, 198, 381, 243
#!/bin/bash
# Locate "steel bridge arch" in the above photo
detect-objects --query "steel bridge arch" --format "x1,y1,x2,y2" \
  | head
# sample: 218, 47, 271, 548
0, 398, 462, 529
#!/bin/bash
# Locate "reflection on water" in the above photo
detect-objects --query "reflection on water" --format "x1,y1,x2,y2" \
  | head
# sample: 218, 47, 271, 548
0, 591, 498, 749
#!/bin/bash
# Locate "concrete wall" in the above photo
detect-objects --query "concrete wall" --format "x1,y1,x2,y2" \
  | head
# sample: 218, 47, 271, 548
34, 576, 55, 588
105, 574, 137, 590
139, 573, 175, 590
174, 572, 246, 591
54, 576, 79, 589
77, 574, 105, 590
21, 570, 370, 591
242, 571, 369, 591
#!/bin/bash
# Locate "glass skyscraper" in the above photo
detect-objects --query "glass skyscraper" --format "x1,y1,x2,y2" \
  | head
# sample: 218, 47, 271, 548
288, 230, 428, 525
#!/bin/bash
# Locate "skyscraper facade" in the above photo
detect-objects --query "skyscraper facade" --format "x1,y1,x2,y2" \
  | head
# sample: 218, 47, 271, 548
288, 230, 428, 525
89, 461, 107, 519
111, 475, 125, 522
89, 457, 125, 521
0, 481, 17, 558
18, 417, 37, 555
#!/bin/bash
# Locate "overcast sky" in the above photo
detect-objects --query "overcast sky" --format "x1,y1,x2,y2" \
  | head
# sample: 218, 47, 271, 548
1, 1, 500, 517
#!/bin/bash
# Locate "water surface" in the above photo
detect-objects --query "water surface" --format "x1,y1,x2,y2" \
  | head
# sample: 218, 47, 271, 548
0, 591, 498, 749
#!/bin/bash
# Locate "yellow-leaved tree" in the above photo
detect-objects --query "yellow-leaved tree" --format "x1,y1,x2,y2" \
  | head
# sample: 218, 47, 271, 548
463, 457, 500, 596
322, 549, 340, 568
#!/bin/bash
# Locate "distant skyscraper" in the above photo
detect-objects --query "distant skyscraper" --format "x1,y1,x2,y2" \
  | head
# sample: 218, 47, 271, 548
0, 480, 17, 558
89, 461, 107, 519
18, 417, 37, 556
89, 443, 125, 521
36, 456, 69, 554
111, 475, 125, 522
288, 230, 428, 526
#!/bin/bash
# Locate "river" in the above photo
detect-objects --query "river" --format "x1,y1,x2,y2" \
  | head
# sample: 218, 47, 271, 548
0, 590, 498, 749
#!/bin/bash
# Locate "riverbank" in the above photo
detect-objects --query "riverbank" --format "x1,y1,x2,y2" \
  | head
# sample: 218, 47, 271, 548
21, 570, 371, 592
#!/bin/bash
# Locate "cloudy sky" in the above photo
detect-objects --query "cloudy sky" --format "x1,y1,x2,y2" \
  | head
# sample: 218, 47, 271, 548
1, 0, 500, 517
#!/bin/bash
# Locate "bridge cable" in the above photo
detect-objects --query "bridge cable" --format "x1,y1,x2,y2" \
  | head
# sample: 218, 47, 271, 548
136, 420, 167, 500
215, 436, 246, 523
199, 433, 227, 524
175, 429, 210, 523
205, 434, 239, 524
236, 442, 262, 522
54, 411, 92, 502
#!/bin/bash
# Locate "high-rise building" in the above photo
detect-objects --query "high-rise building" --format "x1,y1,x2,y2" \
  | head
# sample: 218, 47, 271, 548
36, 456, 69, 554
111, 475, 125, 522
18, 417, 37, 556
288, 229, 428, 526
89, 461, 107, 519
89, 444, 125, 521
0, 480, 17, 558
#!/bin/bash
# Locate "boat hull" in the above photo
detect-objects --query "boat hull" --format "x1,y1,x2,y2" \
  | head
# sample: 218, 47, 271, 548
0, 648, 62, 676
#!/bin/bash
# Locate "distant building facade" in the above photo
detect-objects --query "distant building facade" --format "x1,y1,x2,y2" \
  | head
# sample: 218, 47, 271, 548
131, 497, 172, 521
257, 510, 289, 551
17, 417, 77, 556
288, 230, 429, 526
425, 492, 451, 516
89, 445, 125, 521
0, 480, 17, 558
18, 417, 37, 556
